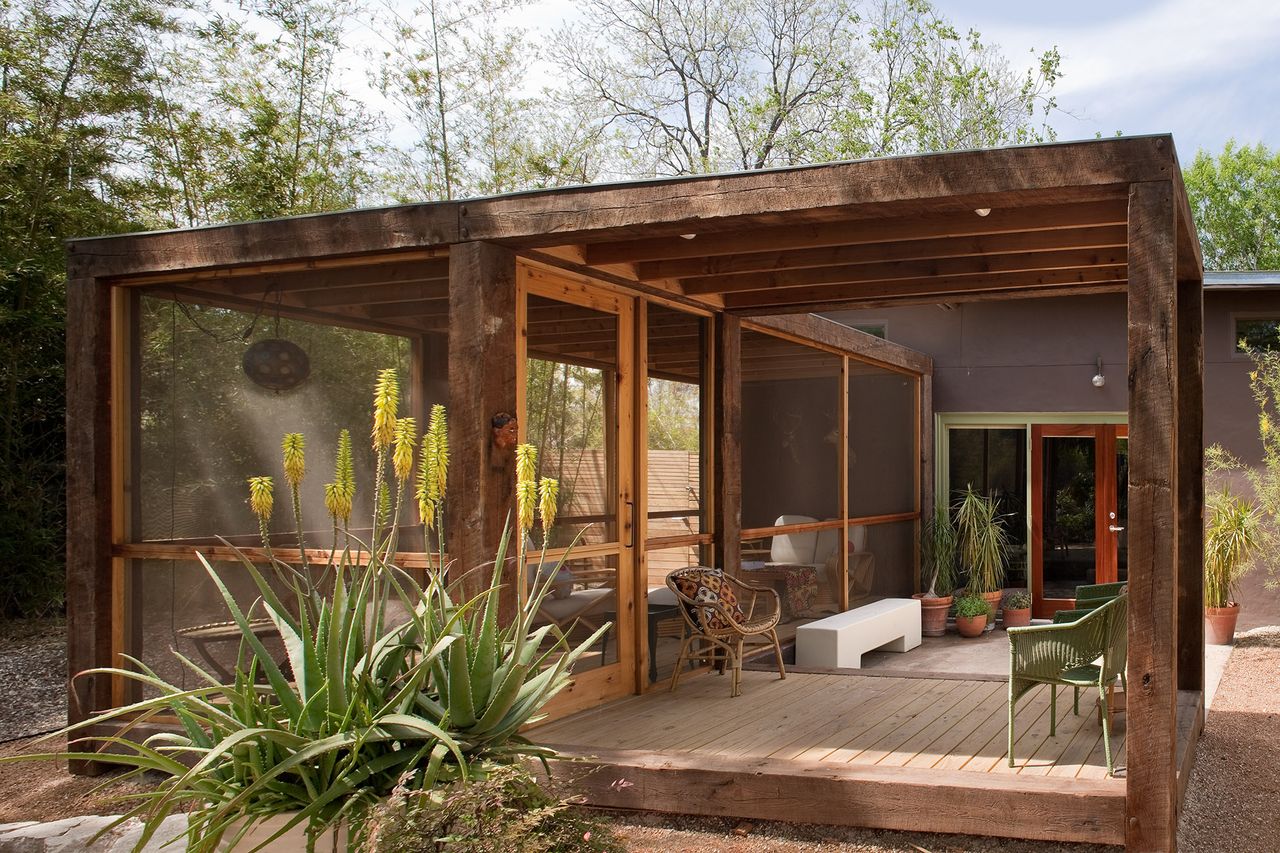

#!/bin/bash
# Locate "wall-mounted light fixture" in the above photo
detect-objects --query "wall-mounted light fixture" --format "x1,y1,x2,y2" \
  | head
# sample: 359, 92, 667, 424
1092, 356, 1106, 388
974, 208, 992, 217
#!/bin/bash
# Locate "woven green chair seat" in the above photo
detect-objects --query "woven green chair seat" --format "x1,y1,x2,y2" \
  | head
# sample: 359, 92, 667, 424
1008, 593, 1127, 776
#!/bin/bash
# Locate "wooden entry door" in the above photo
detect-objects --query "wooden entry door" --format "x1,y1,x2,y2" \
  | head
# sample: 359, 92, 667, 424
1030, 424, 1128, 618
518, 265, 638, 714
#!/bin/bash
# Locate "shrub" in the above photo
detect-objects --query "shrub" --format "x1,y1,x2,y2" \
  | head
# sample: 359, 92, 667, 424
362, 764, 624, 853
954, 593, 991, 619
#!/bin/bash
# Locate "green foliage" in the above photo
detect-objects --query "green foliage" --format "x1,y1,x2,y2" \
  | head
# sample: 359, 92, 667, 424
362, 764, 625, 853
7, 375, 607, 851
1204, 488, 1260, 608
953, 485, 1009, 595
953, 592, 990, 619
1003, 589, 1031, 610
1184, 140, 1280, 271
920, 505, 957, 597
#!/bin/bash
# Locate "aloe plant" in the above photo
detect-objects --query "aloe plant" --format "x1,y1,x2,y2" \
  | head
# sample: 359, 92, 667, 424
8, 372, 604, 852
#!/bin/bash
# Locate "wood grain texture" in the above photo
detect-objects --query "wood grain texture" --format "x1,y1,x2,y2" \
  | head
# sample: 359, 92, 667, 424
65, 274, 115, 771
1124, 180, 1180, 853
745, 313, 932, 375
713, 314, 742, 575
466, 137, 1170, 248
446, 243, 517, 602
1175, 277, 1205, 693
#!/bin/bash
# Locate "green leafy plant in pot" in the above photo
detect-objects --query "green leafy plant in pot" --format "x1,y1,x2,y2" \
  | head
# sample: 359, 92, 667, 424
953, 486, 1010, 631
7, 371, 610, 852
953, 593, 991, 638
1002, 589, 1033, 629
914, 507, 957, 636
1203, 484, 1262, 645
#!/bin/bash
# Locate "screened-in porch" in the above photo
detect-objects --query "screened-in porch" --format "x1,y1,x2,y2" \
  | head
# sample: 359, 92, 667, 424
68, 135, 1206, 849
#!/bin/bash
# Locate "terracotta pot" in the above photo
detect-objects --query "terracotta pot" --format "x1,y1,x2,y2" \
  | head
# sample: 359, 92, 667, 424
1205, 603, 1240, 646
913, 593, 953, 637
1002, 607, 1032, 629
955, 614, 987, 638
980, 590, 1002, 631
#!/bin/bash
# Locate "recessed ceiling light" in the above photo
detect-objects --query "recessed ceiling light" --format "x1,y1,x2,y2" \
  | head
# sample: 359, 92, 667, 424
974, 208, 992, 217
679, 233, 697, 240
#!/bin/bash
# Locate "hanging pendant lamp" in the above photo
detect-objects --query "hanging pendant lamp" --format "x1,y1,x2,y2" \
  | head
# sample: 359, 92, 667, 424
243, 338, 310, 391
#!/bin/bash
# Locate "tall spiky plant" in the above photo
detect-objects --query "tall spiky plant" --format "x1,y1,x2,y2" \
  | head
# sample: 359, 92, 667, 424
515, 444, 538, 571
247, 476, 274, 555
323, 429, 356, 562
953, 486, 1009, 595
1205, 487, 1262, 608
417, 405, 449, 566
370, 368, 400, 554
281, 433, 307, 570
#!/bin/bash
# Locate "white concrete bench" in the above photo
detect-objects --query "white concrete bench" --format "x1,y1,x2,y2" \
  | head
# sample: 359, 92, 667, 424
795, 598, 921, 669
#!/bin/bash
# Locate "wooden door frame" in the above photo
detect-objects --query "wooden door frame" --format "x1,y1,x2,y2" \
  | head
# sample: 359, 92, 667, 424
1030, 423, 1128, 618
517, 263, 638, 716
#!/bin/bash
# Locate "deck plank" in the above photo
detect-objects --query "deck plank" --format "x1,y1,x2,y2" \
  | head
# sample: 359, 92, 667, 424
875, 681, 1005, 767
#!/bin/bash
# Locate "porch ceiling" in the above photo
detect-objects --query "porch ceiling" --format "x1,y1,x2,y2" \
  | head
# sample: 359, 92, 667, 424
68, 135, 1202, 323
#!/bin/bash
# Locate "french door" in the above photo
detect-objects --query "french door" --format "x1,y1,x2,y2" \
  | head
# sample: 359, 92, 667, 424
1030, 424, 1128, 618
517, 264, 638, 715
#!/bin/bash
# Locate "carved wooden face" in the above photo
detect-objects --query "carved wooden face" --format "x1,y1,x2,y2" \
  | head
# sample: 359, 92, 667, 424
492, 417, 519, 452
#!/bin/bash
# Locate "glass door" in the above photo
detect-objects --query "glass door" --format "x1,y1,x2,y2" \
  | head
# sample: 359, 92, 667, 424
1031, 424, 1126, 618
518, 265, 637, 713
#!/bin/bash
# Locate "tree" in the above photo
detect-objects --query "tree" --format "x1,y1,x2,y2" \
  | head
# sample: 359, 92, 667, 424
1183, 140, 1280, 271
555, 0, 1060, 176
372, 0, 607, 201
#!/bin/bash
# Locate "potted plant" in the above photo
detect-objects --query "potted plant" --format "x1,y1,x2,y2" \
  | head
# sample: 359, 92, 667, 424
954, 486, 1010, 630
953, 593, 990, 638
914, 507, 957, 636
9, 374, 607, 852
1204, 485, 1262, 645
1002, 589, 1033, 629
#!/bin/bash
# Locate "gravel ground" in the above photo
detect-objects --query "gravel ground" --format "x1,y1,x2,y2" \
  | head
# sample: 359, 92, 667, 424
1, 618, 1277, 851
0, 619, 66, 743
1176, 626, 1280, 853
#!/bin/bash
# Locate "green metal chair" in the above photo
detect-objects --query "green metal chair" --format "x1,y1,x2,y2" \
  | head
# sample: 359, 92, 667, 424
1052, 581, 1127, 623
1008, 593, 1128, 775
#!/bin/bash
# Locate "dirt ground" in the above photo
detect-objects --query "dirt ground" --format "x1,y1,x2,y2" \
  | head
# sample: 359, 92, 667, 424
2, 619, 1279, 851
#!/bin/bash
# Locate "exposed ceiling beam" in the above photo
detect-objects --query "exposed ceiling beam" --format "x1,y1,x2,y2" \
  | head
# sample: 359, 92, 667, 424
585, 199, 1129, 265
731, 280, 1129, 315
302, 280, 449, 308
227, 259, 450, 295
638, 224, 1126, 282
685, 249, 1127, 296
723, 267, 1128, 311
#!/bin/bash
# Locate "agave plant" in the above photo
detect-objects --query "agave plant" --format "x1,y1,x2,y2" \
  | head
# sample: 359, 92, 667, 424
11, 372, 605, 852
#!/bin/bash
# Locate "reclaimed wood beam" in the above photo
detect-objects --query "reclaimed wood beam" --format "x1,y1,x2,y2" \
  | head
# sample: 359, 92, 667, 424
586, 198, 1129, 266
1176, 275, 1205, 694
713, 314, 742, 575
746, 315, 932, 375
729, 282, 1130, 316
723, 267, 1127, 311
637, 224, 1127, 280
685, 248, 1127, 296
446, 242, 518, 604
464, 137, 1171, 247
301, 280, 450, 308
1124, 179, 1179, 852
226, 258, 450, 295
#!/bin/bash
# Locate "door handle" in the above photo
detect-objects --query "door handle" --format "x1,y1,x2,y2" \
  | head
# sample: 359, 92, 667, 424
1109, 525, 1125, 533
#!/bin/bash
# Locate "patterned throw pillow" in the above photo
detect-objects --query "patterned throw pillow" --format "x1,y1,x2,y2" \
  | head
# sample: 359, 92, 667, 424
673, 568, 745, 631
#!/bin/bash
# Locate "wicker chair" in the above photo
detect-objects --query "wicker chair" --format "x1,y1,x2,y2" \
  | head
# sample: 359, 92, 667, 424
666, 566, 786, 697
1053, 581, 1128, 623
1008, 593, 1128, 775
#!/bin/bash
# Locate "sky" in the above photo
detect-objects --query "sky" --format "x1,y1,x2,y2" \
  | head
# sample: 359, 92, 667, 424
931, 0, 1280, 157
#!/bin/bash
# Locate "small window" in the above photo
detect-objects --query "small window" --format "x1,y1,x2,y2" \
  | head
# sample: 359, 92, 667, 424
850, 323, 887, 339
1237, 317, 1280, 353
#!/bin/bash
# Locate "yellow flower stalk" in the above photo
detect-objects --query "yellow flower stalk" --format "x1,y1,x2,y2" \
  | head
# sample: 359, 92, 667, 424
538, 477, 559, 531
426, 404, 449, 499
371, 368, 400, 450
516, 480, 537, 536
515, 443, 536, 486
335, 429, 355, 497
248, 476, 274, 520
281, 433, 305, 488
324, 482, 353, 526
392, 417, 417, 483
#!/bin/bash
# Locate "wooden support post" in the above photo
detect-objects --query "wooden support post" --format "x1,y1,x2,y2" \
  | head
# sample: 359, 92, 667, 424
1125, 181, 1180, 852
713, 314, 742, 574
1176, 277, 1205, 695
918, 373, 934, 592
65, 272, 114, 772
446, 243, 518, 602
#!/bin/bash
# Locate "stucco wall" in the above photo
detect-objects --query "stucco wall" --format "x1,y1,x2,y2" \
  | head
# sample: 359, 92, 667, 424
825, 289, 1270, 465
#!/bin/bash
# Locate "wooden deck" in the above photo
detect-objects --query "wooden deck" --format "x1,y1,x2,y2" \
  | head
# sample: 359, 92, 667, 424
534, 669, 1131, 844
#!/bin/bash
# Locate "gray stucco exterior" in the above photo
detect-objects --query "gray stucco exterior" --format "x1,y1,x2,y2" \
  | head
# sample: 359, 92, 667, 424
826, 279, 1278, 466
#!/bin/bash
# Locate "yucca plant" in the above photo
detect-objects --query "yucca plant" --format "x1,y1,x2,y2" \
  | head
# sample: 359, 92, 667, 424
920, 506, 957, 598
9, 371, 605, 852
1204, 487, 1262, 608
953, 486, 1009, 595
